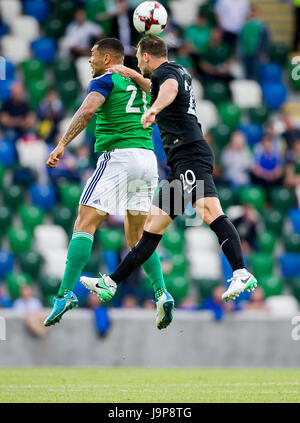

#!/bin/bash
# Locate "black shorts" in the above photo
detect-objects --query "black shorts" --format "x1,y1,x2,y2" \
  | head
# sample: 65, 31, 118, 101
153, 141, 218, 219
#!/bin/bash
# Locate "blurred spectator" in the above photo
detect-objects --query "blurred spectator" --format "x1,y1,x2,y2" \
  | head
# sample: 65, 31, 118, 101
37, 89, 64, 144
122, 294, 139, 309
251, 134, 284, 189
215, 0, 250, 50
184, 11, 212, 56
292, 0, 300, 51
61, 9, 103, 58
281, 112, 300, 153
284, 138, 300, 206
240, 5, 269, 80
221, 131, 252, 188
142, 298, 155, 309
87, 292, 110, 337
231, 204, 259, 253
199, 27, 233, 83
202, 285, 240, 320
243, 287, 270, 311
179, 295, 200, 311
13, 285, 46, 337
0, 81, 35, 141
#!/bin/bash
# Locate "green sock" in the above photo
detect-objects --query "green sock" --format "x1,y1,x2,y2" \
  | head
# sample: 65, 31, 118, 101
57, 231, 94, 297
142, 250, 166, 300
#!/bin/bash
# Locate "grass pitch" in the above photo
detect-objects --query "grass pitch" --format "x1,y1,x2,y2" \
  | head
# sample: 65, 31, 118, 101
0, 368, 300, 403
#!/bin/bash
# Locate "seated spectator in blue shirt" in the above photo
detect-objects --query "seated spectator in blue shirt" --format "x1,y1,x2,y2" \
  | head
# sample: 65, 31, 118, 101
250, 134, 284, 189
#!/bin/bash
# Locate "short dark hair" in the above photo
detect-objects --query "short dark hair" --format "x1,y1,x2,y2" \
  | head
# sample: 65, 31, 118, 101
94, 38, 124, 57
137, 36, 168, 58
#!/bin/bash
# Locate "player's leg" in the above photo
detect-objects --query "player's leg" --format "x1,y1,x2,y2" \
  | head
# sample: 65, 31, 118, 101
193, 195, 257, 301
44, 204, 108, 326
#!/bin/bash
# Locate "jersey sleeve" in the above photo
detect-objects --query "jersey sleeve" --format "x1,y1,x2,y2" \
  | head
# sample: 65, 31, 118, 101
87, 73, 114, 98
154, 66, 181, 87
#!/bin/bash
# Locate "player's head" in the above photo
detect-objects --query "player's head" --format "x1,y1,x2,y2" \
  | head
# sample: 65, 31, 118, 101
90, 38, 124, 77
136, 36, 168, 78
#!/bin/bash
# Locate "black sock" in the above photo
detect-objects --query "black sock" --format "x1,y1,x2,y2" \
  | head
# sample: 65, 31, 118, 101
110, 230, 162, 285
210, 214, 246, 272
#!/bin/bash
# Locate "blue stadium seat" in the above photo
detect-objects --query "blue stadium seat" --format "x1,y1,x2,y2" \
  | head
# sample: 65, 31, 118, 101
289, 209, 300, 234
0, 250, 14, 280
279, 253, 300, 279
31, 37, 57, 64
73, 273, 91, 304
0, 79, 13, 102
260, 63, 283, 83
4, 60, 16, 80
29, 183, 57, 212
239, 123, 263, 147
0, 139, 17, 167
262, 82, 287, 110
23, 0, 50, 22
102, 251, 120, 274
0, 21, 9, 38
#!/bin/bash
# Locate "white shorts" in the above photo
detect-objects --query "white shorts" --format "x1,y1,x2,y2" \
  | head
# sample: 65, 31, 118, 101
79, 148, 158, 215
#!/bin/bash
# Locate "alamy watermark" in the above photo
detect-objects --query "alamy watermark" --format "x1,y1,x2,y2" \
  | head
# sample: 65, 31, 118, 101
291, 316, 300, 341
291, 56, 300, 81
0, 316, 6, 341
0, 56, 6, 80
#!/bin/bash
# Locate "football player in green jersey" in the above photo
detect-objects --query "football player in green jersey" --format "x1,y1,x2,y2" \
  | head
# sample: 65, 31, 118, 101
44, 38, 174, 330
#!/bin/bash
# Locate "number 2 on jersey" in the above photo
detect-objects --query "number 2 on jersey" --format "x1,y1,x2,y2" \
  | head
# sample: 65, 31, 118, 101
126, 85, 148, 114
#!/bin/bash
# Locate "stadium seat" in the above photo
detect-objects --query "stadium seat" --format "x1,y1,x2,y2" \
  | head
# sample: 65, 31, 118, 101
270, 187, 294, 211
164, 274, 189, 305
195, 278, 220, 300
162, 229, 184, 253
22, 59, 45, 81
169, 0, 203, 27
10, 15, 40, 41
16, 139, 48, 173
217, 185, 237, 210
27, 79, 50, 108
32, 37, 57, 64
269, 43, 288, 66
249, 252, 274, 278
264, 208, 285, 235
0, 206, 12, 233
0, 0, 22, 23
265, 295, 299, 315
239, 123, 263, 147
75, 57, 91, 90
83, 251, 101, 275
210, 125, 232, 150
248, 105, 269, 125
195, 100, 218, 133
34, 224, 69, 254
73, 277, 90, 304
40, 275, 61, 298
188, 250, 221, 280
0, 164, 5, 187
257, 231, 277, 254
59, 118, 85, 148
5, 272, 32, 300
43, 18, 65, 39
102, 250, 119, 274
3, 60, 16, 80
289, 209, 300, 234
0, 139, 16, 167
0, 80, 14, 102
58, 80, 79, 110
260, 63, 283, 83
204, 82, 230, 104
0, 251, 14, 279
8, 227, 32, 254
52, 206, 74, 234
218, 103, 241, 130
262, 82, 287, 110
42, 249, 68, 279
18, 251, 43, 278
260, 275, 283, 297
59, 183, 82, 209
185, 227, 218, 253
19, 205, 44, 232
171, 253, 188, 274
290, 277, 300, 302
284, 233, 300, 254
23, 0, 50, 22
279, 253, 300, 279
1, 35, 31, 64
239, 186, 266, 212
29, 183, 57, 212
97, 227, 124, 251
53, 0, 76, 23
192, 79, 204, 102
54, 59, 77, 82
2, 184, 25, 208
230, 80, 262, 108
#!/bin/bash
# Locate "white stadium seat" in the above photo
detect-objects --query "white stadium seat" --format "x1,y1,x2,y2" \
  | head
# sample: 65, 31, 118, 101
265, 295, 299, 316
42, 249, 68, 279
59, 117, 85, 148
16, 139, 48, 182
0, 35, 31, 64
195, 100, 218, 133
34, 225, 69, 255
230, 79, 262, 108
192, 78, 204, 102
10, 15, 40, 41
75, 57, 92, 90
188, 250, 221, 280
185, 227, 218, 253
0, 0, 22, 23
170, 0, 207, 28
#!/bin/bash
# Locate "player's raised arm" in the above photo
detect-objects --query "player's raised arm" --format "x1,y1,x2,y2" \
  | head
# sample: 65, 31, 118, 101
46, 91, 105, 168
141, 78, 178, 128
107, 64, 151, 94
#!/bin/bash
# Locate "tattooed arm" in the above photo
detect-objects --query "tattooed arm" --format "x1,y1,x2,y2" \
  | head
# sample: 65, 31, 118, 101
46, 91, 105, 168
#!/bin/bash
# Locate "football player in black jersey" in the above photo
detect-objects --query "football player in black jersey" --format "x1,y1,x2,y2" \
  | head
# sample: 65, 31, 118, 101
83, 36, 257, 328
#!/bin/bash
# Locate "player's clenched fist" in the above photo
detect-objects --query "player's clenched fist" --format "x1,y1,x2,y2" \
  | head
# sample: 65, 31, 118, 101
46, 142, 65, 168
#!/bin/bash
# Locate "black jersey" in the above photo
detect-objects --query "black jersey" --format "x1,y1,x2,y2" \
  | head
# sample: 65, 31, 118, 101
150, 61, 205, 161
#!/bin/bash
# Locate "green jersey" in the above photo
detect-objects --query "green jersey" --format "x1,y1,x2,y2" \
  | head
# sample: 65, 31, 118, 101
87, 72, 153, 153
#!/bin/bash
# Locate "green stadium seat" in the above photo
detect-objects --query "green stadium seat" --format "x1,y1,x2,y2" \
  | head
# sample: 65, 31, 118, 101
53, 0, 77, 22
5, 272, 32, 300
52, 205, 74, 233
290, 277, 300, 302
0, 205, 12, 231
58, 80, 79, 110
270, 187, 294, 211
2, 184, 25, 208
164, 274, 189, 304
97, 227, 124, 251
260, 275, 283, 297
249, 252, 274, 278
83, 251, 101, 275
19, 205, 44, 232
162, 229, 184, 253
264, 209, 284, 235
239, 186, 266, 212
210, 124, 232, 150
257, 231, 277, 254
248, 105, 269, 124
18, 251, 44, 278
21, 59, 45, 81
217, 185, 236, 210
204, 82, 230, 104
40, 275, 61, 298
0, 164, 5, 186
195, 278, 220, 301
219, 103, 241, 130
53, 59, 76, 82
59, 183, 82, 209
269, 43, 288, 65
171, 253, 188, 274
43, 18, 65, 39
8, 227, 32, 254
28, 79, 50, 108
200, 2, 217, 25
284, 233, 300, 253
